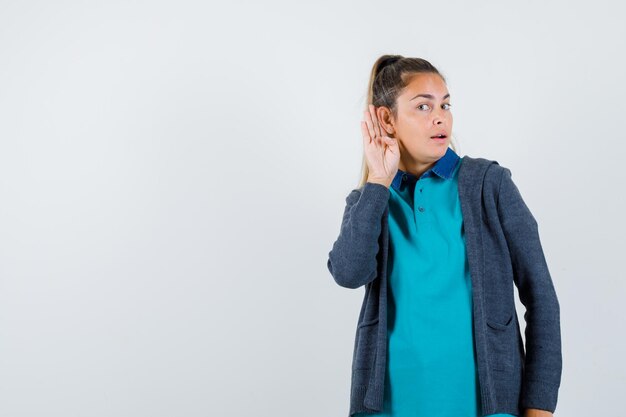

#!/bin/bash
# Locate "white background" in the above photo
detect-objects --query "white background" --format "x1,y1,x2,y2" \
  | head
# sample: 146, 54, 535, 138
0, 1, 624, 416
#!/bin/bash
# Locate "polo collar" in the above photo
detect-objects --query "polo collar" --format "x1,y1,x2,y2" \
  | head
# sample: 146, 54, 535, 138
391, 146, 460, 191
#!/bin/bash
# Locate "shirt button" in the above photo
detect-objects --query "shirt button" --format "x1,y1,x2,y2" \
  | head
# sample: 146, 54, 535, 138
402, 174, 408, 181
418, 206, 425, 212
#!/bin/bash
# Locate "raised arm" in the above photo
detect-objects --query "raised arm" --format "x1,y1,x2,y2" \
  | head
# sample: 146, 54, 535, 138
327, 182, 390, 289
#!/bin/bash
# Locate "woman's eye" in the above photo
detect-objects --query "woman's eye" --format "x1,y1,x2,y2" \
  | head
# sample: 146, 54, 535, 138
417, 103, 452, 111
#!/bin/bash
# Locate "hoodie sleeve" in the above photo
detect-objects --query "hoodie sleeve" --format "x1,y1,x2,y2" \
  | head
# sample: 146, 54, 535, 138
497, 167, 563, 413
327, 182, 390, 289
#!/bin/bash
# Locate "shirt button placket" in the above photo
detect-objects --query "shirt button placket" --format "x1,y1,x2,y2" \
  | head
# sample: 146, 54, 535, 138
415, 181, 426, 216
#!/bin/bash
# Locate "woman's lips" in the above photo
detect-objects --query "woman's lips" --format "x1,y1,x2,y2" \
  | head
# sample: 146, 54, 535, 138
431, 136, 447, 142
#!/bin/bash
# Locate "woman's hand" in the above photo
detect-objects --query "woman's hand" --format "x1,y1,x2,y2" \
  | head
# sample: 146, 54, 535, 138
524, 409, 553, 417
361, 104, 400, 188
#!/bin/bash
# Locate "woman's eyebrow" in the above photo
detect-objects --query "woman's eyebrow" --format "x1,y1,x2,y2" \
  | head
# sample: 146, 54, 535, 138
410, 93, 451, 101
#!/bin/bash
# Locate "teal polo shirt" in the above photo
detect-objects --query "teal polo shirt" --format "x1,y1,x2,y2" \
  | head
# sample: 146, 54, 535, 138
355, 147, 517, 417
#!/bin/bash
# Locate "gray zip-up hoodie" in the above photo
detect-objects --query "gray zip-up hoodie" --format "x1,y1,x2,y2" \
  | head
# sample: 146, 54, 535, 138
327, 155, 562, 416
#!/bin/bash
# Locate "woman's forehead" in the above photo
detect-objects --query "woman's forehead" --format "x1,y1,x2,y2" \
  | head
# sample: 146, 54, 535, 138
400, 74, 449, 100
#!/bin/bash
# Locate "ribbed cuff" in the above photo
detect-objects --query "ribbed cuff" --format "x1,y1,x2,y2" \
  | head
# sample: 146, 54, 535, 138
519, 378, 560, 413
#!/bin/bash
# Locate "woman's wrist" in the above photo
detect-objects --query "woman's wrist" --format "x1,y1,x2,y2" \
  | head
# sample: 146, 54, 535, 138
367, 176, 392, 188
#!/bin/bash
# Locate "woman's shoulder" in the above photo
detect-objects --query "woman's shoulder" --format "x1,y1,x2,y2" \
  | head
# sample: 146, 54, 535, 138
459, 154, 511, 192
461, 153, 510, 172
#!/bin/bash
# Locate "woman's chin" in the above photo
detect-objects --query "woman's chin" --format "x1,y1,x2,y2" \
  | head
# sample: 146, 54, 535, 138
428, 139, 449, 155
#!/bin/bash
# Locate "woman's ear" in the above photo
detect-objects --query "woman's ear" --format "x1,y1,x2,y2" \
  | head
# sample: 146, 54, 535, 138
376, 106, 395, 136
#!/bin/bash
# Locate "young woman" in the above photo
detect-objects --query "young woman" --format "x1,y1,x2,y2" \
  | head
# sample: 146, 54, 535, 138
327, 55, 562, 417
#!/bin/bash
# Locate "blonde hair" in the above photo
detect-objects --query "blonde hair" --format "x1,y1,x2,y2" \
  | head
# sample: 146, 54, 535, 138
357, 54, 458, 189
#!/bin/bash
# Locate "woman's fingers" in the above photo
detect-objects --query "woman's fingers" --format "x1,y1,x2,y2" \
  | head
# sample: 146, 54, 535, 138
364, 109, 377, 145
363, 110, 380, 148
363, 104, 392, 149
361, 121, 372, 146
367, 105, 385, 147
369, 104, 382, 139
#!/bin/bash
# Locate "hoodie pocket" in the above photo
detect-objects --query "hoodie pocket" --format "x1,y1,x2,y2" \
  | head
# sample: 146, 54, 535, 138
486, 312, 513, 331
486, 313, 515, 371
354, 317, 379, 370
